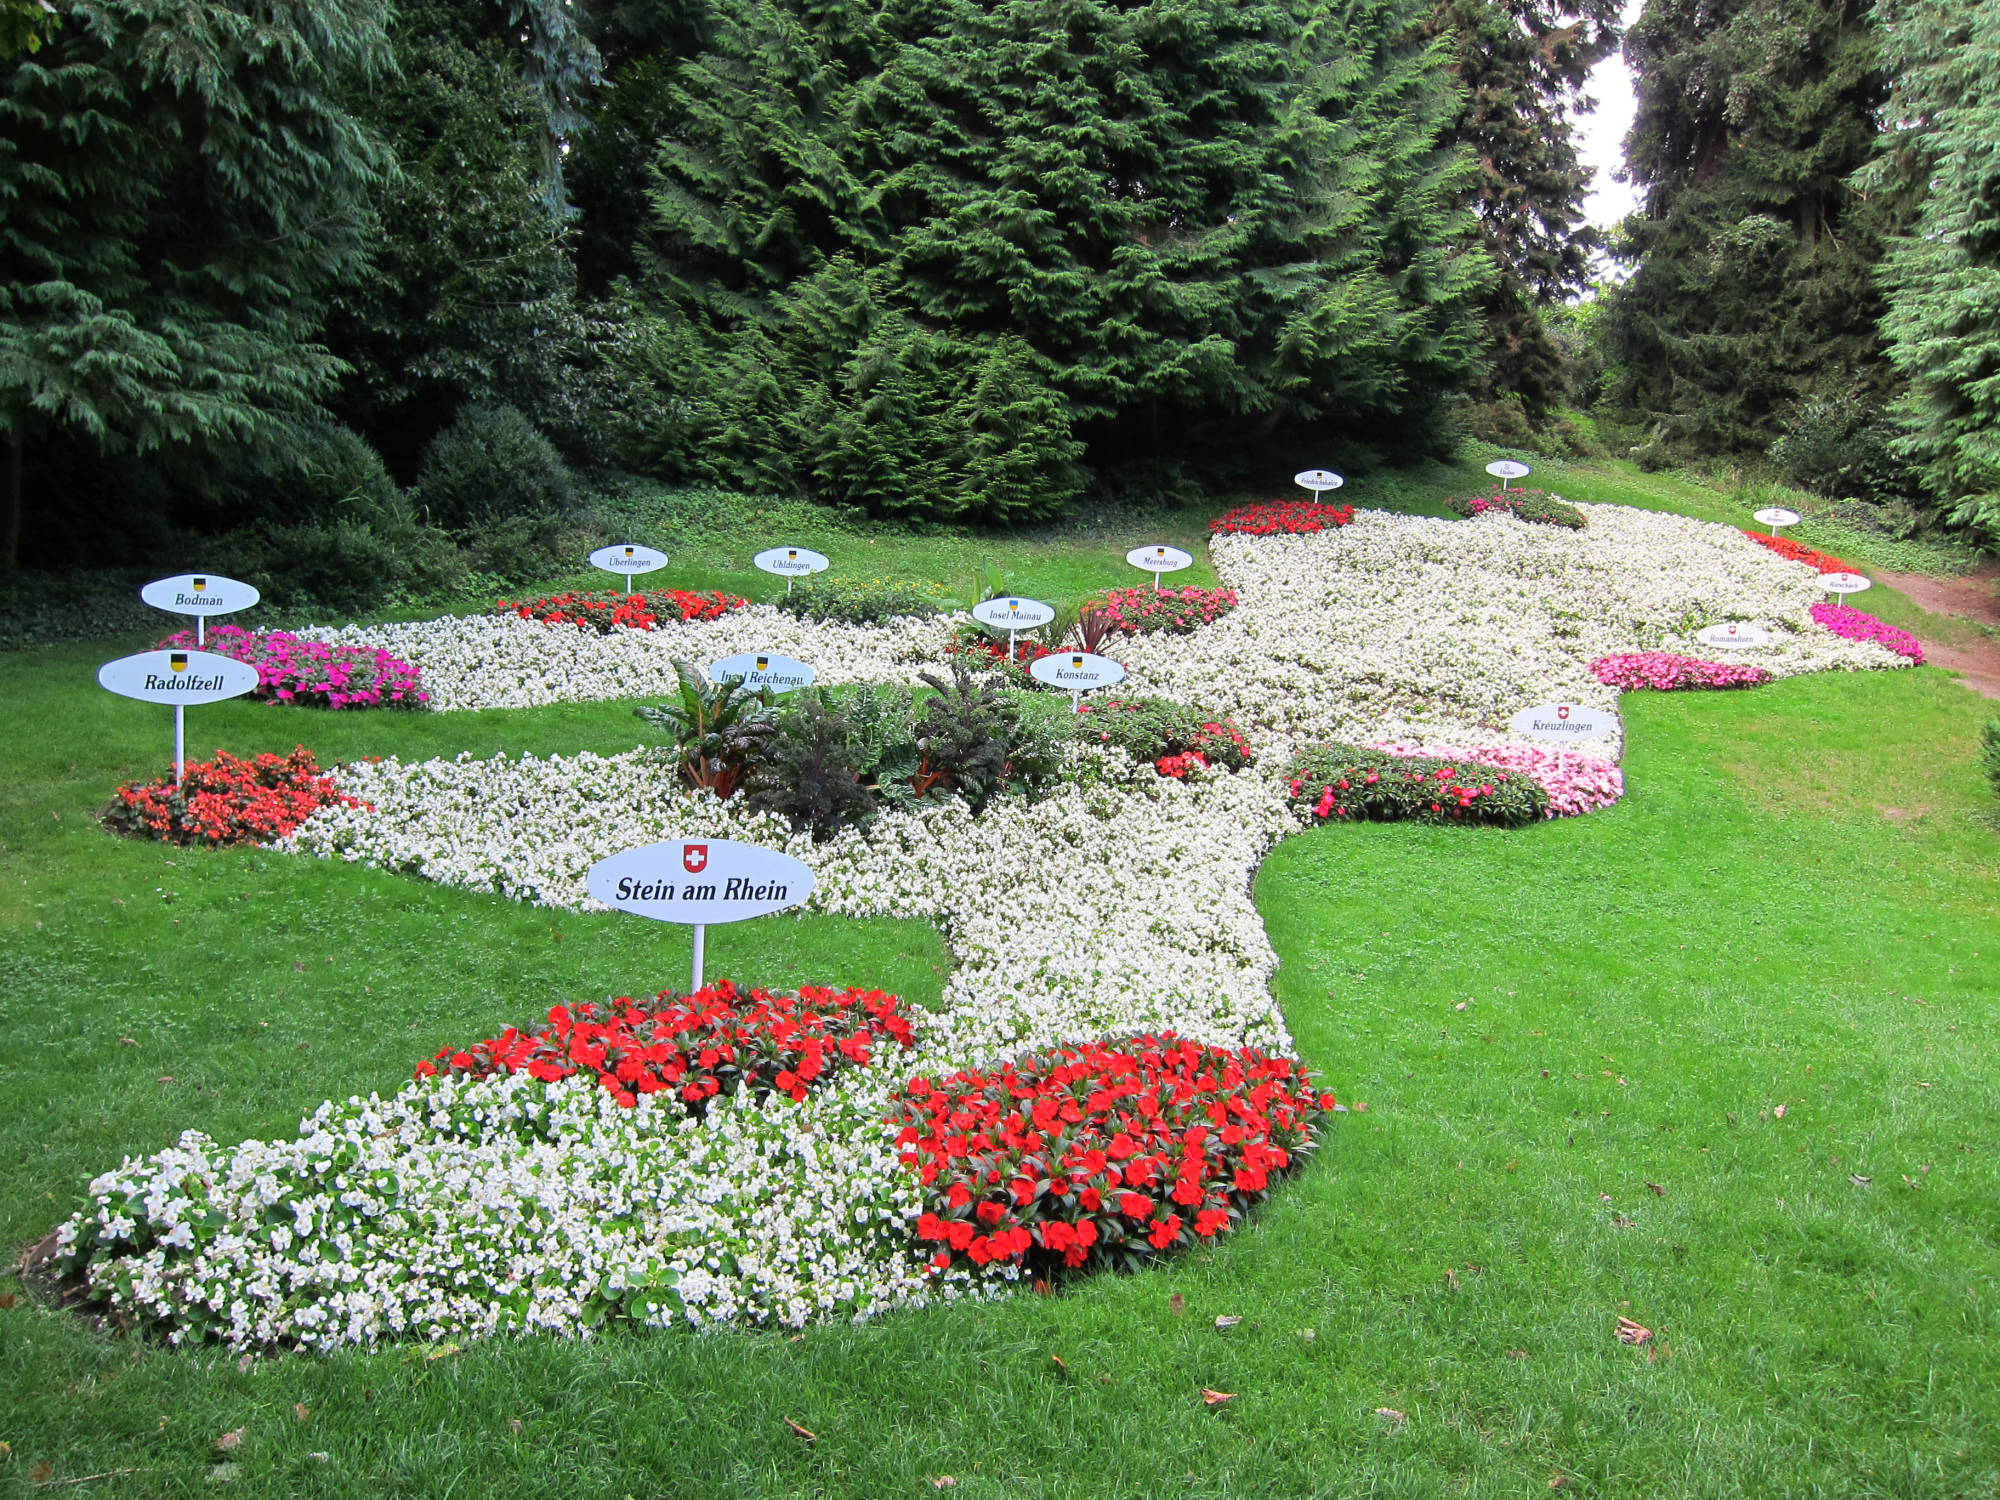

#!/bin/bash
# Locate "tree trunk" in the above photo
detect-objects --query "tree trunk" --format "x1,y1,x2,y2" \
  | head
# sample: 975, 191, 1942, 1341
1, 435, 21, 577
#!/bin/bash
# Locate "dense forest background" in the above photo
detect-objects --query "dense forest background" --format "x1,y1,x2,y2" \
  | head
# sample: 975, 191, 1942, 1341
3, 0, 1997, 611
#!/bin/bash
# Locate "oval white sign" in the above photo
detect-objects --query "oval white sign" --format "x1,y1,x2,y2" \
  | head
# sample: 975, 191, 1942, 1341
1696, 622, 1771, 649
970, 597, 1056, 630
140, 573, 260, 617
587, 839, 815, 925
1821, 571, 1871, 595
1294, 469, 1344, 491
1752, 507, 1801, 528
1028, 651, 1127, 693
1126, 544, 1193, 574
1507, 702, 1616, 741
589, 543, 668, 576
1485, 460, 1533, 480
708, 651, 815, 694
98, 649, 261, 706
753, 546, 830, 578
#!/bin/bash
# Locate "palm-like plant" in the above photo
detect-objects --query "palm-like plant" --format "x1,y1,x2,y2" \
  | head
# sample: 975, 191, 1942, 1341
635, 660, 776, 797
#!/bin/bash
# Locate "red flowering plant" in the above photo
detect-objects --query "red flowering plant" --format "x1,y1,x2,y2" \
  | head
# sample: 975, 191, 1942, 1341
1089, 585, 1238, 636
1285, 742, 1549, 827
101, 746, 367, 847
1075, 695, 1254, 775
948, 632, 1055, 674
415, 979, 918, 1112
1741, 531, 1854, 574
495, 588, 746, 634
893, 1034, 1334, 1276
1210, 499, 1355, 536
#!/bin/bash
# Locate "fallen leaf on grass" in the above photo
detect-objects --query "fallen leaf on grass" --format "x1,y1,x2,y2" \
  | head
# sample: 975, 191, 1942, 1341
1444, 1268, 1460, 1292
205, 1463, 239, 1485
1297, 1328, 1316, 1342
1849, 1174, 1872, 1187
156, 1077, 174, 1085
1645, 1182, 1665, 1197
1169, 1293, 1185, 1316
215, 1429, 245, 1454
1352, 1101, 1368, 1113
1615, 1317, 1651, 1346
1612, 1214, 1635, 1228
1050, 1354, 1068, 1372
1200, 1389, 1235, 1407
1033, 1278, 1051, 1297
1373, 1408, 1406, 1430
1214, 1315, 1241, 1329
293, 1404, 308, 1422
507, 1419, 522, 1434
1507, 1349, 1528, 1359
1773, 1104, 1787, 1118
783, 1418, 816, 1443
931, 1479, 958, 1490
0, 1293, 14, 1310
118, 1037, 137, 1047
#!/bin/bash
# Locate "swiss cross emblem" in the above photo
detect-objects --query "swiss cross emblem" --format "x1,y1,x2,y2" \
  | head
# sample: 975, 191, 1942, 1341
683, 843, 708, 874
1557, 705, 1571, 720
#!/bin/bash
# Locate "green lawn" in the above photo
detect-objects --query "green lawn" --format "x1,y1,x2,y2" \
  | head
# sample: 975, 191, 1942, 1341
2, 465, 1997, 1497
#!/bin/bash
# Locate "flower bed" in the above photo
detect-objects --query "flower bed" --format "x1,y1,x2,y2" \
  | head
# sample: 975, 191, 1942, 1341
1076, 695, 1253, 775
1810, 602, 1924, 663
1367, 741, 1623, 819
897, 1035, 1332, 1274
1442, 488, 1585, 529
1742, 531, 1854, 574
1090, 586, 1237, 636
1590, 652, 1772, 691
496, 588, 745, 633
159, 625, 425, 709
101, 747, 366, 847
1210, 499, 1355, 535
1286, 743, 1550, 826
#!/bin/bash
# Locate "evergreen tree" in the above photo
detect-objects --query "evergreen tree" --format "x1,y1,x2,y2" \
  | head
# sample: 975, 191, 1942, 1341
0, 0, 392, 570
629, 0, 1486, 518
1425, 0, 1623, 425
1858, 0, 2000, 545
1599, 0, 1888, 461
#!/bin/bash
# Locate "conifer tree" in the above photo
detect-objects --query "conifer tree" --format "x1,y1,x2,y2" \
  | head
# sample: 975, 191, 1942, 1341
0, 0, 392, 570
1600, 0, 1888, 460
1858, 0, 2000, 545
1425, 0, 1623, 425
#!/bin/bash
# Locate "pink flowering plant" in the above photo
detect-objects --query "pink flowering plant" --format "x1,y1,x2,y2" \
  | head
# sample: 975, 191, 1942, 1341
1369, 741, 1623, 819
1286, 743, 1549, 826
1591, 652, 1772, 692
1088, 586, 1238, 637
1810, 603, 1924, 664
157, 626, 426, 709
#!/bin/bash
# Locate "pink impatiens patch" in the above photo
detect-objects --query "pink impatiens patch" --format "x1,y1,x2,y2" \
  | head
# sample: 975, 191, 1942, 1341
1809, 603, 1924, 664
1591, 653, 1772, 692
157, 626, 425, 709
1369, 740, 1624, 819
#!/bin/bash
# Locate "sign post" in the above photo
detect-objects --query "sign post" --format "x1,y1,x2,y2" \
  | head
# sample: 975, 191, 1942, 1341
1485, 460, 1533, 491
753, 546, 831, 594
1819, 571, 1871, 606
1027, 650, 1127, 713
98, 649, 260, 784
140, 573, 259, 647
588, 543, 669, 595
1294, 469, 1344, 502
1752, 505, 1801, 537
1696, 622, 1771, 649
1125, 544, 1193, 592
707, 652, 815, 694
1506, 701, 1618, 744
587, 839, 816, 994
970, 596, 1056, 665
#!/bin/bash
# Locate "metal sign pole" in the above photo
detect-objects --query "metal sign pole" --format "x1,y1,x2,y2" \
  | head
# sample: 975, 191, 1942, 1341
173, 705, 185, 786
691, 923, 705, 993
196, 616, 205, 647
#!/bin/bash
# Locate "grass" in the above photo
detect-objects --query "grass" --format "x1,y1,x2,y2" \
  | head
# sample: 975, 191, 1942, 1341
2, 462, 1998, 1496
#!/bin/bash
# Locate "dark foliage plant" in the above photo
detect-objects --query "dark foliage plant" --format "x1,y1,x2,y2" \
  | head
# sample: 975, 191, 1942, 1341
1441, 488, 1584, 529
635, 660, 776, 798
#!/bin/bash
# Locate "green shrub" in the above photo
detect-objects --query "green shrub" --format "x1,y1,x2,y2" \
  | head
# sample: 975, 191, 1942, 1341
1076, 696, 1254, 772
1768, 394, 1916, 504
634, 661, 776, 798
775, 577, 947, 625
415, 404, 579, 533
1981, 720, 2000, 805
1285, 743, 1548, 827
223, 514, 466, 616
1442, 488, 1585, 529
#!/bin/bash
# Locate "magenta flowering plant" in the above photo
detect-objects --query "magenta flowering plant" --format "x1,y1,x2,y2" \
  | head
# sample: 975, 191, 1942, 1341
157, 626, 427, 709
1369, 741, 1623, 819
1089, 586, 1238, 637
1590, 652, 1772, 692
1809, 603, 1924, 664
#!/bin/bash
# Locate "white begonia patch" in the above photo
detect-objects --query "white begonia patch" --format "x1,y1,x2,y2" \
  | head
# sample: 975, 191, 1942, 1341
63, 504, 1910, 1350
